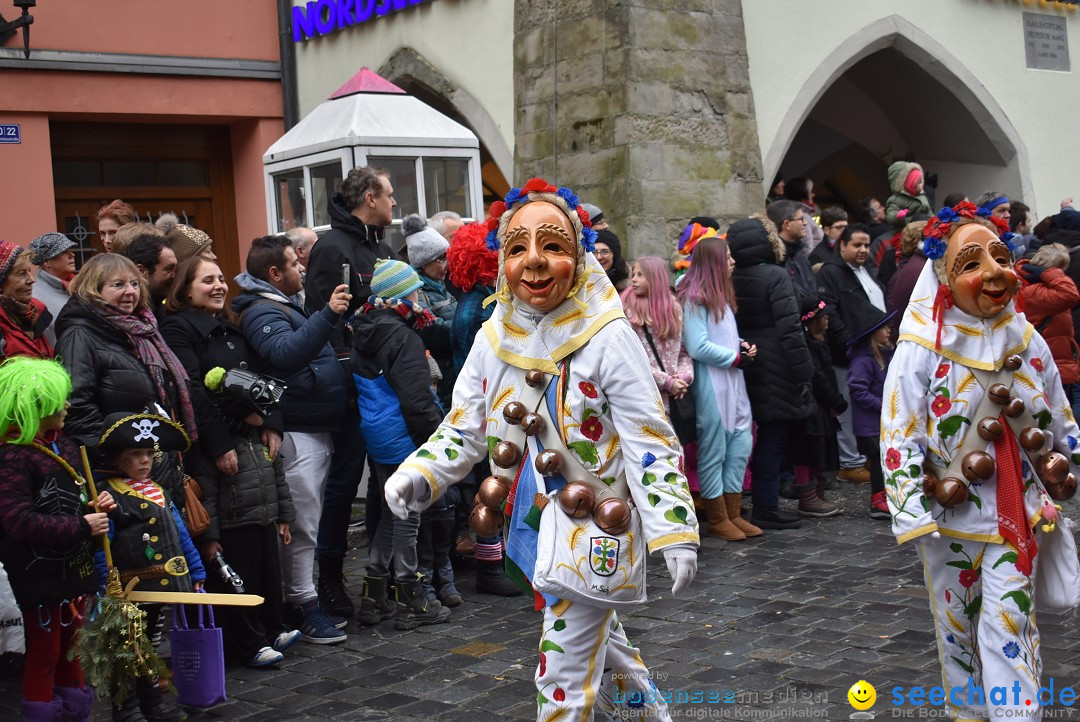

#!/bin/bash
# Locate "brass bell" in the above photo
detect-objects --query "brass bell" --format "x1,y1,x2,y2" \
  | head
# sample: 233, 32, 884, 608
503, 401, 527, 425
477, 475, 512, 510
1004, 398, 1025, 418
923, 470, 939, 498
988, 384, 1011, 405
557, 481, 595, 519
1037, 452, 1070, 485
961, 451, 995, 483
520, 412, 544, 436
470, 504, 503, 536
935, 477, 969, 509
1019, 427, 1046, 452
525, 368, 545, 387
534, 449, 564, 477
491, 440, 522, 469
1003, 355, 1023, 371
976, 417, 1004, 442
1056, 474, 1078, 501
594, 497, 633, 535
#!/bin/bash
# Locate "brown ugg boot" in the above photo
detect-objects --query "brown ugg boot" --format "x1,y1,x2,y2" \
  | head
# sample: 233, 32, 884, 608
691, 490, 706, 520
725, 493, 763, 537
703, 496, 746, 541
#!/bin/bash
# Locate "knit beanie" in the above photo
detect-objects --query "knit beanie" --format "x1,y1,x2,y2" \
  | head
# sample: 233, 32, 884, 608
581, 203, 604, 226
28, 232, 75, 265
904, 168, 923, 196
370, 258, 423, 299
403, 214, 450, 268
156, 213, 212, 263
0, 241, 25, 286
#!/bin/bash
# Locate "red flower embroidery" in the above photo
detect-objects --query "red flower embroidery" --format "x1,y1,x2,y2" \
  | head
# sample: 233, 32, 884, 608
539, 652, 546, 676
578, 381, 598, 399
885, 448, 902, 471
931, 395, 952, 417
959, 569, 980, 589
581, 416, 604, 441
1031, 358, 1044, 372
945, 589, 951, 603
553, 688, 566, 702
935, 363, 950, 379
482, 378, 488, 393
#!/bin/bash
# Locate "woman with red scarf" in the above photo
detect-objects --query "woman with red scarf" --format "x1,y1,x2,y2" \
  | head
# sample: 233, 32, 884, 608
0, 241, 53, 361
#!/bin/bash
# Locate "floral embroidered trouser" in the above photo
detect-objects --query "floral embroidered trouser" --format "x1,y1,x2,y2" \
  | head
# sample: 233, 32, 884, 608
919, 536, 1042, 721
536, 602, 671, 722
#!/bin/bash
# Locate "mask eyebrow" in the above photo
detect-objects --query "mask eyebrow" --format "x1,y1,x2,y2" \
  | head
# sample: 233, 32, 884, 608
535, 222, 574, 245
949, 243, 984, 277
504, 226, 529, 244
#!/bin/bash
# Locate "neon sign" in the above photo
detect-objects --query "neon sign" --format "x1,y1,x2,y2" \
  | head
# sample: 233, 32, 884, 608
292, 0, 434, 42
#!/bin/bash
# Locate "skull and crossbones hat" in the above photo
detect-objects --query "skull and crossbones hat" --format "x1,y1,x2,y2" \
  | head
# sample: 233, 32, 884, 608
97, 411, 191, 453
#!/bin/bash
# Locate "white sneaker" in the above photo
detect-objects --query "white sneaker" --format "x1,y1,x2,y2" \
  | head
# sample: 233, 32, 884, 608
249, 646, 284, 668
273, 629, 302, 652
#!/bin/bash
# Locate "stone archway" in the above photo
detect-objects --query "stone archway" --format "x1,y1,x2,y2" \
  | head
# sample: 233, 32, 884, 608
379, 47, 512, 200
766, 15, 1032, 208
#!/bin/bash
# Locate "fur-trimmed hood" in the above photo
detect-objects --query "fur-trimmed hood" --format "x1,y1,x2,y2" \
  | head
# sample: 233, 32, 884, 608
888, 161, 923, 194
727, 213, 786, 266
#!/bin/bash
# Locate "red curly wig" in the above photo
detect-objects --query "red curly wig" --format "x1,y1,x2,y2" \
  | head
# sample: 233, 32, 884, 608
447, 222, 499, 291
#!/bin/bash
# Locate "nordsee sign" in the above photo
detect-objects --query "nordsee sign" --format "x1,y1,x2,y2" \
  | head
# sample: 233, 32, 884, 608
293, 0, 432, 42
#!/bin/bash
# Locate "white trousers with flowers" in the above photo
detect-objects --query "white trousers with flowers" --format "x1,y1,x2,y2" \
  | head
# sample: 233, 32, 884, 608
918, 535, 1042, 721
536, 601, 671, 722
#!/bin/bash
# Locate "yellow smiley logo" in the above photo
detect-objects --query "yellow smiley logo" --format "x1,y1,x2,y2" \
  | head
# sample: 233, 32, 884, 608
847, 680, 877, 710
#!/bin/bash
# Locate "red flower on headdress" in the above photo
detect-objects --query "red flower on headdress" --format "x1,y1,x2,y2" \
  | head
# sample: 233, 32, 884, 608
955, 201, 977, 218
885, 448, 902, 471
990, 216, 1010, 236
489, 200, 506, 219
522, 178, 557, 194
576, 205, 592, 228
936, 221, 952, 239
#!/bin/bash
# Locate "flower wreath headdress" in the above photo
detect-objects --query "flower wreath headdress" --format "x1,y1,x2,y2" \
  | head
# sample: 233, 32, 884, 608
482, 177, 598, 311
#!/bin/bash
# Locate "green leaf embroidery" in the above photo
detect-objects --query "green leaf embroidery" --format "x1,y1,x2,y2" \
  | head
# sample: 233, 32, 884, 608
664, 472, 679, 485
935, 385, 951, 399
1073, 453, 1080, 466
664, 506, 690, 524
601, 402, 609, 415
963, 594, 982, 619
949, 542, 964, 553
938, 415, 971, 440
583, 407, 598, 421
553, 620, 566, 632
567, 440, 599, 465
487, 436, 501, 455
1001, 590, 1031, 615
537, 691, 547, 707
951, 656, 975, 674
540, 639, 565, 654
451, 436, 464, 446
907, 464, 921, 478
1033, 409, 1053, 431
445, 448, 459, 460
601, 476, 617, 487
648, 493, 661, 507
969, 488, 982, 510
642, 472, 657, 486
416, 449, 436, 460
993, 551, 1019, 569
945, 560, 972, 570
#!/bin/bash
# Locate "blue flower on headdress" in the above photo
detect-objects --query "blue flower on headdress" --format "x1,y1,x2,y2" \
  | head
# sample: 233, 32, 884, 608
937, 206, 958, 223
976, 205, 993, 218
556, 187, 579, 210
922, 235, 947, 260
485, 230, 500, 252
1001, 231, 1017, 255
504, 187, 523, 207
581, 227, 597, 253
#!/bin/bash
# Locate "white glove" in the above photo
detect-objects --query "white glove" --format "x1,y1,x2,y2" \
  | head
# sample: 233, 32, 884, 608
384, 472, 418, 520
663, 547, 697, 597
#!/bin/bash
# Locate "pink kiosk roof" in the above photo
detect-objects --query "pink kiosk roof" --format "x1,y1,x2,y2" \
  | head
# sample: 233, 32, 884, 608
329, 67, 406, 99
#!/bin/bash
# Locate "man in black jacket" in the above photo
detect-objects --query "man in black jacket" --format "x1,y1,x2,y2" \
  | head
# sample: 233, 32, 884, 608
304, 166, 395, 620
815, 224, 886, 484
767, 200, 818, 305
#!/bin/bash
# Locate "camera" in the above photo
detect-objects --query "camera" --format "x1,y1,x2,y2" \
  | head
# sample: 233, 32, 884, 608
221, 368, 286, 418
211, 552, 245, 594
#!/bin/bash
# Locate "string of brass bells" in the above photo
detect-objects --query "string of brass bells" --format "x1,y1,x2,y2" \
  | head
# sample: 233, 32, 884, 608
924, 355, 1078, 508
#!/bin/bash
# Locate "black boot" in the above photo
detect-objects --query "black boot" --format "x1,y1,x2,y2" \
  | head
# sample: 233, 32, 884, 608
475, 559, 523, 597
432, 516, 462, 607
317, 556, 355, 618
137, 676, 186, 722
392, 577, 451, 630
356, 576, 397, 626
112, 692, 147, 722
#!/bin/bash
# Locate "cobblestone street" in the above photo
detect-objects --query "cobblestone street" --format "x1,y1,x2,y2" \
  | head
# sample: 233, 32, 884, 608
4, 481, 1080, 720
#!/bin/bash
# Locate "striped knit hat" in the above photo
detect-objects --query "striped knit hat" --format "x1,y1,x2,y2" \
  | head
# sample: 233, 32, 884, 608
370, 258, 423, 300
0, 241, 25, 286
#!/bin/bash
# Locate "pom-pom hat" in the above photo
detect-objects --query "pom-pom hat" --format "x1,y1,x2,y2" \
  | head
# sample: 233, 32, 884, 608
403, 214, 450, 269
0, 241, 25, 286
370, 258, 423, 300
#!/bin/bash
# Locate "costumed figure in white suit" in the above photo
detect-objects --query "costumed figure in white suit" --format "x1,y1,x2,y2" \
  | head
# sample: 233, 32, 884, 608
882, 201, 1080, 721
384, 178, 700, 721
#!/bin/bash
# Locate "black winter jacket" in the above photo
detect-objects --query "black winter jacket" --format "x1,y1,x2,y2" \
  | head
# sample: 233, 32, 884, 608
782, 238, 818, 305
814, 253, 886, 366
727, 216, 814, 423
159, 309, 284, 462
304, 192, 395, 351
352, 309, 443, 449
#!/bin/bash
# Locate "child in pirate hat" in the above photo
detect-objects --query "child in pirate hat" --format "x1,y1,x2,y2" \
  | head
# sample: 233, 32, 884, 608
96, 410, 207, 722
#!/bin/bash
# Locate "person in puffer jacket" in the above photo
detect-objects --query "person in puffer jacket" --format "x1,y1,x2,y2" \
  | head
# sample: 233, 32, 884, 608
885, 160, 933, 229
350, 258, 451, 631
1016, 244, 1080, 399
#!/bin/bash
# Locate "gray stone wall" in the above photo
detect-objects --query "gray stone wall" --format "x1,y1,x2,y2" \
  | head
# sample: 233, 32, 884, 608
514, 0, 765, 259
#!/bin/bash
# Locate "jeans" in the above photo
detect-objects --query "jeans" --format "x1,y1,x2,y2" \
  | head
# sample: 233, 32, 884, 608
315, 416, 367, 564
751, 420, 790, 510
833, 365, 866, 468
279, 431, 333, 605
856, 435, 885, 495
365, 462, 419, 582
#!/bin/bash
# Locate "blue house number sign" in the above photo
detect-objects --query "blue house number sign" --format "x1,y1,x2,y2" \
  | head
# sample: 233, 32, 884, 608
0, 125, 20, 144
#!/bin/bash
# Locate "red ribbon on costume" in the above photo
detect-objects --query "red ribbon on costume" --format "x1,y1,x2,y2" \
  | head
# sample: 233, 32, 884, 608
994, 416, 1037, 576
932, 284, 954, 350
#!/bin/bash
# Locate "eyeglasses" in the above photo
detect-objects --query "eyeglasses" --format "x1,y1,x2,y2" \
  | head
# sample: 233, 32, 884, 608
105, 279, 140, 291
436, 255, 448, 263
830, 223, 849, 231
595, 249, 613, 258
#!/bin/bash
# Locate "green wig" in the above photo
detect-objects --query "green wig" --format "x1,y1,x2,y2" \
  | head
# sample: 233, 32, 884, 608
0, 357, 72, 445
